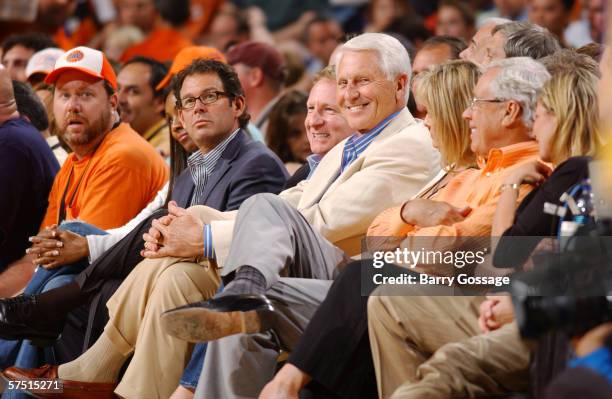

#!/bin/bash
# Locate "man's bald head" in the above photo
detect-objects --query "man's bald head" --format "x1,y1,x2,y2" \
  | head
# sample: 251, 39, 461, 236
0, 65, 18, 122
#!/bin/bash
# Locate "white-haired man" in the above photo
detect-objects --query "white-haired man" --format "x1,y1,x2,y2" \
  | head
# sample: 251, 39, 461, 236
146, 32, 442, 398
3, 33, 440, 399
367, 57, 552, 398
460, 17, 510, 65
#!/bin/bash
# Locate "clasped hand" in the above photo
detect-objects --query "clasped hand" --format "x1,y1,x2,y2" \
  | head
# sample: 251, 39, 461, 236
141, 201, 205, 259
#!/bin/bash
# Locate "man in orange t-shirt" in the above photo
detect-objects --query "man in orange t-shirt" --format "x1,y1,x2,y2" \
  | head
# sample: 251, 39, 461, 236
39, 46, 168, 231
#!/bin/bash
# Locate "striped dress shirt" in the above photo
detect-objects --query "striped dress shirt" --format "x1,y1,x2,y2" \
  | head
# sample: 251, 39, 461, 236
188, 129, 240, 206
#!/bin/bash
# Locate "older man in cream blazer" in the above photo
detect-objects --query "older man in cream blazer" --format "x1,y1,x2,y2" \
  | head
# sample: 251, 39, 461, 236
133, 33, 440, 398
7, 33, 439, 399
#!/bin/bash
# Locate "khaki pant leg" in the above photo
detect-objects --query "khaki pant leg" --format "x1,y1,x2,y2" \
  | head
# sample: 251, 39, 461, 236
112, 260, 220, 399
391, 322, 530, 399
367, 293, 484, 399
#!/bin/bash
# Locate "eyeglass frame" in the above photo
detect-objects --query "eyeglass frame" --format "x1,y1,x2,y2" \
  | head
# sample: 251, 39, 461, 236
469, 97, 506, 109
177, 90, 233, 110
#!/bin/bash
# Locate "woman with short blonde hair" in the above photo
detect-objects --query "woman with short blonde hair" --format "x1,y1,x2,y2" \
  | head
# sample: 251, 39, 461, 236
537, 68, 603, 165
415, 59, 480, 170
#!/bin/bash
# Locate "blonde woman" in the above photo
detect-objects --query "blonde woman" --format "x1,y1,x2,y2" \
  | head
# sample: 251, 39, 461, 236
258, 59, 482, 399
481, 60, 604, 334
389, 59, 480, 207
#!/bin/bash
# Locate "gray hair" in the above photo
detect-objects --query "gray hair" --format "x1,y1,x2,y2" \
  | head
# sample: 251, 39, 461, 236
479, 17, 511, 29
485, 57, 551, 127
335, 33, 412, 102
493, 22, 561, 59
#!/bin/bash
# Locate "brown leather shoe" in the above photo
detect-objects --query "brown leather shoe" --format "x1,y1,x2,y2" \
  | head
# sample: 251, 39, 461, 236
1, 364, 117, 399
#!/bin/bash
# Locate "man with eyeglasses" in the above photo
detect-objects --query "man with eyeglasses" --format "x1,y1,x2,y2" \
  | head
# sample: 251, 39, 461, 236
0, 58, 289, 399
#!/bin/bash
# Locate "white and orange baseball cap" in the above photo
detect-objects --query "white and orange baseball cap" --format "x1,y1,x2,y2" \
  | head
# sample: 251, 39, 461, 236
45, 46, 117, 89
26, 48, 65, 82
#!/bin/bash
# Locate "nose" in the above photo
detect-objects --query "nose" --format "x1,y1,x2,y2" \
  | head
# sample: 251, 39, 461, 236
459, 48, 469, 60
308, 111, 324, 128
462, 106, 472, 120
65, 95, 82, 113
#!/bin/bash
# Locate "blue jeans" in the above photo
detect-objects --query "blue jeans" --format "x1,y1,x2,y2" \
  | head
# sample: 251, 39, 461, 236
0, 222, 106, 399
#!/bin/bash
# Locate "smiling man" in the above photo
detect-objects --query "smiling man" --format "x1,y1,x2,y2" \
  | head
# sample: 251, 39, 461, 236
117, 56, 170, 156
144, 32, 441, 399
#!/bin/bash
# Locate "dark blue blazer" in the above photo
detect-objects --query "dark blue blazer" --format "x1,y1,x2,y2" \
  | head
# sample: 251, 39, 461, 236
170, 129, 288, 211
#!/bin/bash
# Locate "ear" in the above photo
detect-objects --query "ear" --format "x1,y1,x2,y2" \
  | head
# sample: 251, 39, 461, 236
109, 92, 119, 110
152, 95, 165, 116
251, 68, 265, 87
232, 95, 246, 119
501, 100, 523, 128
395, 74, 409, 103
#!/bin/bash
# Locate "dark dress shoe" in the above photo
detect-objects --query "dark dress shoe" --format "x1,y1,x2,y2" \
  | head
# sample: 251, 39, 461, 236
0, 295, 61, 346
1, 364, 117, 399
160, 294, 277, 343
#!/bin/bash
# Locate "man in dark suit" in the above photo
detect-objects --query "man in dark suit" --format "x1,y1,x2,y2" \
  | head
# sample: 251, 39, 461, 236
0, 59, 287, 373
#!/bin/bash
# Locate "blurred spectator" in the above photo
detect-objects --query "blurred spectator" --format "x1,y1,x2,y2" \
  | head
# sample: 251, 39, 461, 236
266, 90, 310, 174
226, 41, 285, 137
120, 0, 193, 63
1, 33, 57, 82
24, 47, 64, 88
436, 0, 476, 42
587, 0, 607, 43
12, 79, 69, 166
117, 56, 170, 156
386, 14, 432, 50
459, 17, 510, 64
0, 65, 59, 270
199, 8, 250, 51
0, 0, 98, 50
477, 0, 529, 26
528, 0, 575, 47
412, 36, 467, 119
12, 80, 48, 133
103, 26, 145, 63
485, 21, 561, 63
278, 43, 313, 93
303, 15, 343, 69
116, 0, 157, 35
364, 0, 414, 33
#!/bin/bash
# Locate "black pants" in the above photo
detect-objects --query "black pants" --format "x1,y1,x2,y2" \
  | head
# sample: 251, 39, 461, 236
54, 209, 168, 360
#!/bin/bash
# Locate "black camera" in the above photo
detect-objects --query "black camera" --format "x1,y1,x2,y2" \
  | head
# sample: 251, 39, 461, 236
509, 225, 612, 339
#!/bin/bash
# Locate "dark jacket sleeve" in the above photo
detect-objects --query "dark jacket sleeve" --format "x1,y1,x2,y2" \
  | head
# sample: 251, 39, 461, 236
0, 143, 28, 250
284, 163, 310, 190
493, 157, 591, 268
225, 149, 289, 211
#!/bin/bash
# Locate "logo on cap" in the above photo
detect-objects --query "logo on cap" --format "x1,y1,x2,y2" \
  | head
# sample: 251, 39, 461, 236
66, 50, 84, 63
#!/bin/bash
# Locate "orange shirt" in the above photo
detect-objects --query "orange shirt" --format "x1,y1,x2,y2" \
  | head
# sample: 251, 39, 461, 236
42, 123, 169, 230
367, 141, 540, 240
120, 27, 193, 63
54, 17, 98, 50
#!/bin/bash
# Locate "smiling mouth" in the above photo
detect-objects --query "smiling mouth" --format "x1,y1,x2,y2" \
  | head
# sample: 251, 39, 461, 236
311, 132, 330, 139
346, 104, 368, 113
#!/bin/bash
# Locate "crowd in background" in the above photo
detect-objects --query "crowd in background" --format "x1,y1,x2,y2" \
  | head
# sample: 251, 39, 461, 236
0, 0, 611, 399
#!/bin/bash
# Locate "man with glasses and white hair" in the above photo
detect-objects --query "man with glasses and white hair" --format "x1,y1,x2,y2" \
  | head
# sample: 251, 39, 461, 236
367, 57, 551, 398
